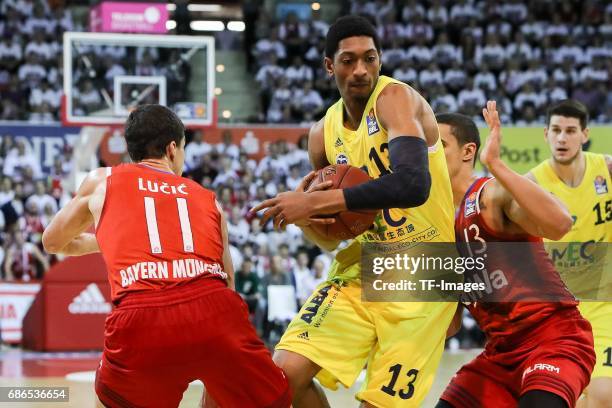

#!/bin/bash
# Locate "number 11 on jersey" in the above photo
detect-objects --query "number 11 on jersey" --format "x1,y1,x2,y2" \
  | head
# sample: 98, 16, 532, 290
144, 197, 194, 254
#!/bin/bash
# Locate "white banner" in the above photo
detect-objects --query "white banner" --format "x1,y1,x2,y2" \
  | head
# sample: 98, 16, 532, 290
0, 283, 41, 343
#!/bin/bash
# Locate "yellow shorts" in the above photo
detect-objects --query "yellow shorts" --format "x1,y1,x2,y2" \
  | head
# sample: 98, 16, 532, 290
276, 280, 456, 408
579, 302, 612, 379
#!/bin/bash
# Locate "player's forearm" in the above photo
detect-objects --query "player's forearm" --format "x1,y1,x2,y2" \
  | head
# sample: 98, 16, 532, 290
300, 224, 340, 252
54, 233, 100, 256
489, 159, 572, 239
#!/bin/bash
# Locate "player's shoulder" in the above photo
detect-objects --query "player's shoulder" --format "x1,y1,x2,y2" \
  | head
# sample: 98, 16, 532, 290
308, 118, 329, 170
78, 167, 111, 195
309, 117, 324, 138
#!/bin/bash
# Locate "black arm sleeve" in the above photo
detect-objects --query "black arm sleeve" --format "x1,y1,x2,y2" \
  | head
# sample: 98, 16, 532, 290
343, 136, 431, 210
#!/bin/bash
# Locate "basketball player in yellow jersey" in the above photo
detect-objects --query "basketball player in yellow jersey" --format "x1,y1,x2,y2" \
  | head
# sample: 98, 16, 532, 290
529, 99, 612, 408
252, 15, 457, 408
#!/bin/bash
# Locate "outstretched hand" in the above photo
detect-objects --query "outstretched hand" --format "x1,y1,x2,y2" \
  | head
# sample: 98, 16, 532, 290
250, 171, 335, 231
480, 100, 503, 168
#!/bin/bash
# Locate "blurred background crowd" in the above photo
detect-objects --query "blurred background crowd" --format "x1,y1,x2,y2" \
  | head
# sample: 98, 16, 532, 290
245, 0, 611, 124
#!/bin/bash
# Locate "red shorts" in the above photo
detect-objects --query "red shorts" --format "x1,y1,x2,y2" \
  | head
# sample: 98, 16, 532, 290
95, 278, 291, 408
441, 307, 595, 408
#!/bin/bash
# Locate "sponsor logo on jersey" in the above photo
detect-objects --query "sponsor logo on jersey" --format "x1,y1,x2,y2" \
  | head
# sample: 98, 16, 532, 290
300, 284, 332, 325
594, 175, 608, 194
336, 153, 349, 165
297, 331, 309, 340
464, 192, 477, 216
68, 283, 112, 314
522, 363, 560, 382
334, 137, 343, 147
366, 108, 380, 136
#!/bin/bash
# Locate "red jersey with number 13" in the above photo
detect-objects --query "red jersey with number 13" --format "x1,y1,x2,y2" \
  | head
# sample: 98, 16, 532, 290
455, 177, 577, 349
96, 164, 227, 304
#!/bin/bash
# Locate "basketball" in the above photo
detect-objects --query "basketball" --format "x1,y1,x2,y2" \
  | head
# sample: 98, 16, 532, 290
307, 164, 378, 240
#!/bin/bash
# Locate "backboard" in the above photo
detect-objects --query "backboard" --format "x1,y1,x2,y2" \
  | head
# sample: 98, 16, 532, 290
62, 32, 216, 127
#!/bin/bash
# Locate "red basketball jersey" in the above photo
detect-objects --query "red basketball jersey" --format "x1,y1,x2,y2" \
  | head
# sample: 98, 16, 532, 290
96, 164, 226, 303
455, 177, 577, 344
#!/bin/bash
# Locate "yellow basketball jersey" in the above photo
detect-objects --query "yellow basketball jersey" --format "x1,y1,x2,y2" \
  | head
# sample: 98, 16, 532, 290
322, 75, 455, 281
531, 152, 612, 298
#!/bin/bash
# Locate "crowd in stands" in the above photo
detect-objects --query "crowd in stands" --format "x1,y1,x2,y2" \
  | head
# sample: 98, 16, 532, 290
0, 0, 193, 122
0, 133, 72, 281
0, 0, 73, 122
247, 0, 611, 124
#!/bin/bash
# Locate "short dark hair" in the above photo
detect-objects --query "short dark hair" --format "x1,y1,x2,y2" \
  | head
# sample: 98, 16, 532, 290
546, 99, 589, 130
325, 15, 380, 59
124, 104, 185, 162
436, 113, 481, 165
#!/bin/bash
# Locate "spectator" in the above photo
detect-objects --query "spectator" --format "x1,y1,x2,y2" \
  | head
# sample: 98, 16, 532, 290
235, 258, 261, 314
3, 140, 41, 181
419, 63, 444, 89
506, 31, 534, 65
29, 79, 60, 110
25, 180, 57, 215
184, 130, 212, 171
292, 81, 324, 121
514, 83, 546, 113
458, 78, 487, 117
76, 80, 102, 114
227, 206, 250, 247
444, 61, 468, 94
473, 64, 497, 92
278, 12, 308, 60
377, 13, 403, 47
18, 53, 46, 89
427, 0, 449, 30
253, 29, 287, 66
216, 130, 240, 161
401, 0, 425, 23
403, 13, 433, 45
475, 34, 506, 71
380, 39, 405, 72
392, 60, 417, 86
572, 79, 606, 118
450, 0, 480, 28
4, 231, 49, 281
25, 30, 54, 63
284, 56, 313, 87
292, 250, 313, 308
431, 86, 459, 113
406, 38, 432, 70
432, 33, 461, 69
0, 36, 22, 72
500, 0, 528, 25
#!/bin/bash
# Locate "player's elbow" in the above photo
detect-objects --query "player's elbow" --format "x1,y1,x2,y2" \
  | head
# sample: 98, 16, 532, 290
395, 169, 431, 208
548, 214, 572, 241
42, 230, 62, 254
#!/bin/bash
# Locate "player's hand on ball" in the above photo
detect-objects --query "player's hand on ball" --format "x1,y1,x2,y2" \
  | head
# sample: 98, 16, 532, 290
480, 100, 503, 169
250, 174, 335, 231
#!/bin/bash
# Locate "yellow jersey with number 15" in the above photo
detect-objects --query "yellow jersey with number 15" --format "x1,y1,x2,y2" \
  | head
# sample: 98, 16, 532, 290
531, 152, 612, 298
322, 75, 455, 282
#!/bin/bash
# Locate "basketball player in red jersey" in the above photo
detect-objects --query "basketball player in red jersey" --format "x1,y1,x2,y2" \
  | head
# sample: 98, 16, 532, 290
42, 105, 290, 408
435, 102, 595, 408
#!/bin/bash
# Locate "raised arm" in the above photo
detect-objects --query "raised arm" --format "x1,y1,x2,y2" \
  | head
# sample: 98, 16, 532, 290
42, 168, 105, 255
481, 101, 572, 240
340, 83, 431, 210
